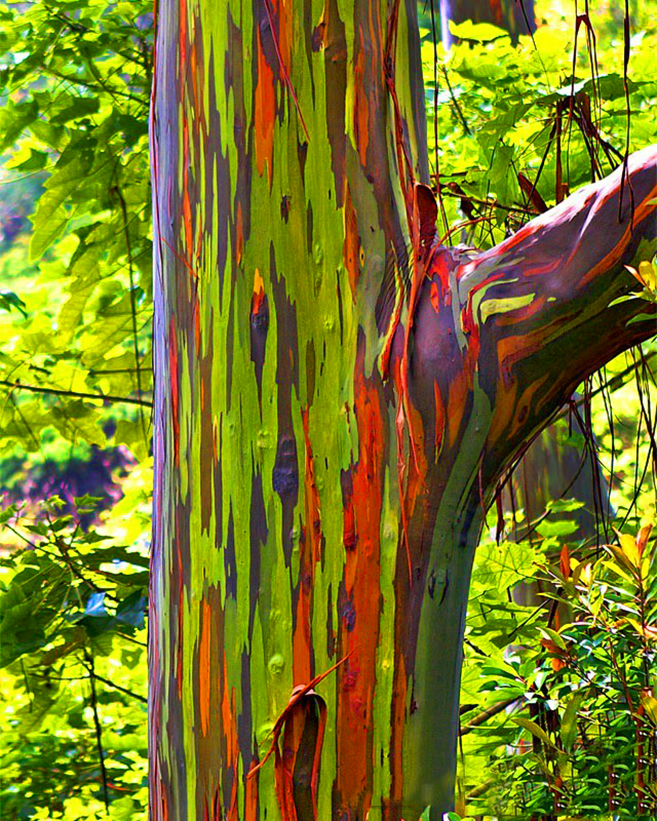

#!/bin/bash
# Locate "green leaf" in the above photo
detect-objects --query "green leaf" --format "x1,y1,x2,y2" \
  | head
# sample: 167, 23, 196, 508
115, 590, 147, 629
627, 312, 657, 325
29, 191, 71, 261
561, 692, 584, 751
539, 626, 567, 651
512, 716, 555, 748
0, 290, 27, 318
50, 95, 100, 124
546, 498, 585, 513
111, 796, 138, 820
449, 20, 509, 42
536, 518, 579, 537
0, 99, 39, 152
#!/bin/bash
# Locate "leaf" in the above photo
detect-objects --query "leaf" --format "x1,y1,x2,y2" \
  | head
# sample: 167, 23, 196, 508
471, 541, 536, 592
50, 95, 100, 125
636, 523, 653, 557
10, 148, 49, 171
626, 617, 657, 641
539, 626, 567, 651
29, 146, 94, 260
604, 542, 638, 576
28, 191, 71, 261
115, 590, 147, 629
539, 73, 644, 106
561, 693, 584, 751
641, 692, 657, 725
547, 498, 585, 513
110, 797, 137, 820
613, 528, 640, 567
449, 20, 508, 42
536, 518, 579, 538
627, 313, 657, 325
512, 716, 555, 749
0, 290, 27, 318
0, 98, 39, 152
85, 591, 107, 617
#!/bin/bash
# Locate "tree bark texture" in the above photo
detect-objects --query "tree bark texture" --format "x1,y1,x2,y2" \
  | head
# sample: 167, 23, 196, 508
149, 1, 657, 819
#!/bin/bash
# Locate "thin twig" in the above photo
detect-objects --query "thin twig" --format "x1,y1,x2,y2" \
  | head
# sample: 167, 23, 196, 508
84, 653, 110, 815
91, 672, 147, 704
0, 379, 152, 407
111, 185, 148, 443
460, 697, 519, 735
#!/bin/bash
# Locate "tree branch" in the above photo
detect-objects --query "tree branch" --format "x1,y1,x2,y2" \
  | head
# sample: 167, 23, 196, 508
464, 145, 657, 481
0, 379, 153, 408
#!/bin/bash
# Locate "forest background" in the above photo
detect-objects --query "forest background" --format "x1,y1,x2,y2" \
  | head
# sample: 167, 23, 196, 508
0, 0, 655, 819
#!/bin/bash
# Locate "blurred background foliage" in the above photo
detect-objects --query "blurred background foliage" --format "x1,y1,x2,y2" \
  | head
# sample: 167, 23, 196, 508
0, 1, 152, 818
0, 0, 654, 819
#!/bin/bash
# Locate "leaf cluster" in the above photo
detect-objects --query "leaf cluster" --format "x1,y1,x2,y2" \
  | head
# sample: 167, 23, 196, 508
0, 0, 153, 464
0, 468, 150, 817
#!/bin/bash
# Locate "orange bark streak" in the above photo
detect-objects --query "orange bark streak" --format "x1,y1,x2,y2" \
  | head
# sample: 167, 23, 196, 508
495, 328, 550, 390
182, 115, 193, 256
274, 0, 292, 77
199, 600, 211, 736
244, 774, 258, 821
579, 186, 657, 285
255, 30, 275, 183
336, 370, 384, 814
486, 377, 518, 446
294, 409, 323, 684
446, 370, 469, 449
353, 30, 369, 163
508, 375, 549, 438
343, 183, 361, 298
252, 268, 265, 315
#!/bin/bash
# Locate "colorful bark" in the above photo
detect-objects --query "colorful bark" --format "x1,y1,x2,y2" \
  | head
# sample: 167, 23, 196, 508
150, 1, 657, 819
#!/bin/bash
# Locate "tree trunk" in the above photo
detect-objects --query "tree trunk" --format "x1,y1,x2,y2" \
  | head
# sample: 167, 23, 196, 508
149, 1, 657, 819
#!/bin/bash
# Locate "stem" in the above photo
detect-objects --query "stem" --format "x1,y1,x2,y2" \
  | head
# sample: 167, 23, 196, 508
111, 185, 149, 445
460, 696, 519, 735
0, 379, 152, 407
85, 653, 110, 815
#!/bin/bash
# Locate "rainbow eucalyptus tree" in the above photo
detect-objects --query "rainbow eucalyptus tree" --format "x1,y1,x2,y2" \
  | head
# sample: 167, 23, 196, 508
149, 1, 657, 818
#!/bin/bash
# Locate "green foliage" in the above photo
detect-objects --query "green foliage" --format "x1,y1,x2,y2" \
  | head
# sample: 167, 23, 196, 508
0, 0, 153, 462
461, 524, 657, 819
0, 2, 153, 818
419, 1, 657, 249
0, 480, 150, 819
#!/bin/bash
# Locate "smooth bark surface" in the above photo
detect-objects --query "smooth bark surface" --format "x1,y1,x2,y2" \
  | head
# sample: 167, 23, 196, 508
149, 1, 657, 819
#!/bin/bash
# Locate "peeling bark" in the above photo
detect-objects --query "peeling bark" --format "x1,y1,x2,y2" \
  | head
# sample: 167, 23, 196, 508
149, 1, 657, 819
